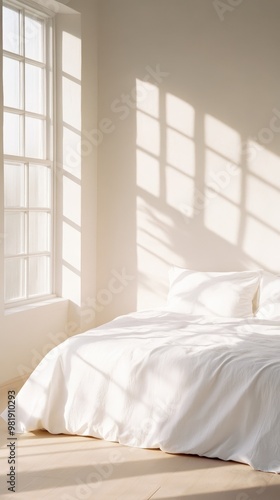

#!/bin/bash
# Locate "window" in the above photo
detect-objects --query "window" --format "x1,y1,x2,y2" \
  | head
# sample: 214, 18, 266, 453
2, 0, 54, 305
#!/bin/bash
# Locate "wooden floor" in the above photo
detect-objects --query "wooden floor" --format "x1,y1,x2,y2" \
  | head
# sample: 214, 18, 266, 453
1, 383, 280, 500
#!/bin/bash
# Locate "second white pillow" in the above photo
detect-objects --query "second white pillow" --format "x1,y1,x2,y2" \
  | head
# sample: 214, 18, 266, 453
167, 267, 261, 318
256, 271, 280, 320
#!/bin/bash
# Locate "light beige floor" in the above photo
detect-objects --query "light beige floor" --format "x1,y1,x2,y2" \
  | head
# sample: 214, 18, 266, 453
1, 385, 280, 500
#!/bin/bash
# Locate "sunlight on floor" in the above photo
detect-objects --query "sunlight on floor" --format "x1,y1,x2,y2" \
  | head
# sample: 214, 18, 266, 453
1, 423, 280, 500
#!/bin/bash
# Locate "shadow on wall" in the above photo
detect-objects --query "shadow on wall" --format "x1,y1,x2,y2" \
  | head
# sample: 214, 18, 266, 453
96, 0, 280, 319
136, 83, 280, 307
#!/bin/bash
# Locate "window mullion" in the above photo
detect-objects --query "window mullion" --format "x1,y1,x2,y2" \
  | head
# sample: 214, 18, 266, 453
22, 9, 25, 158
2, 50, 24, 62
25, 163, 29, 299
20, 4, 24, 58
23, 10, 28, 302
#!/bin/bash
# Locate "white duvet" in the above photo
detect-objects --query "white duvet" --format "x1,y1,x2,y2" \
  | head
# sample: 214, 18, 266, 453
2, 310, 280, 473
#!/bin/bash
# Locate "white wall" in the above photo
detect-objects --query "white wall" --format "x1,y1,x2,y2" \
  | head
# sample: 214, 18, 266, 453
0, 0, 98, 385
1, 0, 280, 384
55, 0, 98, 332
96, 0, 280, 324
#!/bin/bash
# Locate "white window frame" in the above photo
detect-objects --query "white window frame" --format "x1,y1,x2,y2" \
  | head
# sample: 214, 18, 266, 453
3, 0, 56, 307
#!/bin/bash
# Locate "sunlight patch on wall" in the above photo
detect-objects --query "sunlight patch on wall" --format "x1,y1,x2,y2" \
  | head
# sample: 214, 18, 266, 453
62, 76, 81, 130
166, 166, 194, 213
243, 141, 280, 272
204, 115, 241, 246
63, 175, 81, 226
62, 222, 81, 271
246, 175, 280, 233
61, 29, 82, 180
136, 149, 160, 197
136, 111, 160, 156
62, 175, 81, 305
137, 197, 175, 261
136, 80, 160, 196
62, 265, 81, 305
136, 196, 180, 308
54, 18, 83, 312
166, 93, 194, 137
136, 79, 159, 118
205, 196, 240, 246
62, 126, 81, 179
243, 216, 280, 271
247, 141, 280, 189
166, 129, 195, 175
136, 81, 163, 308
136, 89, 197, 307
205, 149, 241, 204
205, 114, 241, 164
60, 27, 82, 306
165, 93, 195, 217
62, 31, 81, 80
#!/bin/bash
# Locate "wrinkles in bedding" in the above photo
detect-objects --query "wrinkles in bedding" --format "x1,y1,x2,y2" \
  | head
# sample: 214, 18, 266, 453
1, 310, 280, 473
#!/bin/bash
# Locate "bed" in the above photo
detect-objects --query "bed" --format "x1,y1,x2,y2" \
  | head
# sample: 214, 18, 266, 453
1, 268, 280, 473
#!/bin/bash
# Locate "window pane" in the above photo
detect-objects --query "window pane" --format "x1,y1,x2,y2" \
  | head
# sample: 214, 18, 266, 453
25, 117, 45, 158
3, 57, 21, 109
25, 64, 44, 114
3, 7, 52, 306
25, 15, 44, 62
29, 212, 50, 253
4, 163, 25, 208
5, 258, 26, 302
3, 6, 20, 54
29, 165, 51, 208
28, 256, 50, 296
4, 212, 25, 256
4, 112, 21, 156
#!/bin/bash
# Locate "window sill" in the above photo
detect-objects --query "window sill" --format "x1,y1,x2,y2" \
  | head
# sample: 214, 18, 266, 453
4, 296, 69, 316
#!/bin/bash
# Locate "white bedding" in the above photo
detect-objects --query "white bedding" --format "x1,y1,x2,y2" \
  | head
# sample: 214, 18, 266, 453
2, 310, 280, 473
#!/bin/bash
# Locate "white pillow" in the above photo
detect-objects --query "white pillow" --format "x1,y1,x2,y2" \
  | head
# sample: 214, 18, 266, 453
256, 271, 280, 320
167, 267, 261, 318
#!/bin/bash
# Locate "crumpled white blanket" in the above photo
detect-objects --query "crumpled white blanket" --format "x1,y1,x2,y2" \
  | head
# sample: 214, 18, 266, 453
2, 310, 280, 473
